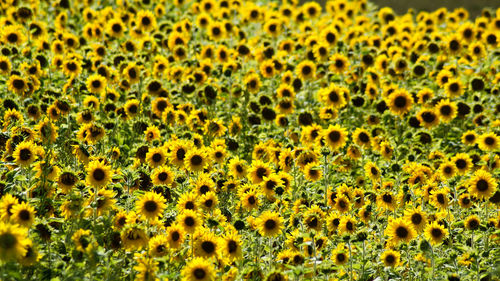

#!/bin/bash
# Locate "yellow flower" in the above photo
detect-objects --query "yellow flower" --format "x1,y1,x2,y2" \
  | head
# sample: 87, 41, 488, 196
255, 211, 284, 237
424, 221, 448, 246
136, 192, 167, 220
86, 160, 113, 188
385, 217, 416, 246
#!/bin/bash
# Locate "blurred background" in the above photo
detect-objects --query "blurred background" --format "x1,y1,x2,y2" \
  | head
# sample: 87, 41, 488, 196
300, 0, 499, 17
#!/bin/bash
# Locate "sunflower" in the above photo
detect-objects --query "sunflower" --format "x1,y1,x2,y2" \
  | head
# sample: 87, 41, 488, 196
136, 192, 166, 220
439, 161, 456, 179
458, 193, 473, 209
194, 230, 220, 258
204, 119, 226, 137
244, 73, 261, 93
303, 205, 324, 231
255, 211, 284, 237
0, 55, 11, 75
169, 140, 191, 167
166, 224, 186, 249
435, 99, 457, 123
2, 25, 26, 45
319, 84, 347, 108
322, 124, 348, 150
177, 209, 202, 233
376, 191, 398, 212
352, 128, 371, 148
121, 225, 148, 250
477, 132, 499, 151
146, 147, 167, 168
152, 97, 170, 117
184, 149, 209, 172
404, 208, 427, 233
241, 191, 259, 211
208, 21, 225, 40
136, 10, 157, 32
380, 249, 400, 267
0, 194, 19, 222
13, 141, 39, 167
200, 192, 218, 210
303, 163, 323, 182
124, 99, 141, 119
364, 161, 381, 181
329, 53, 349, 73
144, 125, 160, 142
295, 60, 316, 80
86, 160, 113, 188
134, 253, 159, 281
107, 18, 126, 38
461, 130, 477, 146
332, 243, 349, 265
464, 215, 480, 231
0, 222, 30, 261
387, 89, 413, 116
468, 169, 497, 200
248, 160, 272, 184
431, 189, 450, 209
85, 74, 106, 94
385, 218, 416, 245
7, 75, 28, 95
151, 166, 174, 186
11, 202, 36, 228
18, 241, 39, 266
34, 160, 60, 181
338, 215, 357, 236
181, 257, 215, 281
417, 108, 439, 128
451, 153, 472, 175
122, 63, 141, 85
58, 171, 79, 193
71, 229, 96, 253
424, 221, 448, 246
444, 79, 463, 98
62, 58, 82, 77
148, 235, 168, 258
335, 195, 351, 213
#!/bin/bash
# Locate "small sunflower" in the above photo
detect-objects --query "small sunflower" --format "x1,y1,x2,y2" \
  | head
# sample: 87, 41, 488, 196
424, 221, 448, 246
387, 89, 413, 116
151, 166, 174, 186
7, 75, 28, 95
121, 225, 148, 250
177, 209, 202, 233
255, 211, 284, 237
86, 74, 106, 94
295, 60, 316, 80
13, 141, 39, 167
464, 215, 480, 231
380, 249, 400, 267
322, 124, 348, 150
477, 132, 499, 151
184, 149, 209, 172
166, 224, 186, 249
468, 169, 497, 200
86, 160, 113, 188
181, 257, 215, 281
332, 243, 349, 265
72, 229, 95, 253
11, 202, 36, 228
136, 192, 166, 220
385, 218, 416, 246
0, 222, 30, 261
248, 160, 272, 184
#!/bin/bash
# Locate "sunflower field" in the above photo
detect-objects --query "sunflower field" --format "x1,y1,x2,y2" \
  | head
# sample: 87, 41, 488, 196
0, 0, 500, 280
